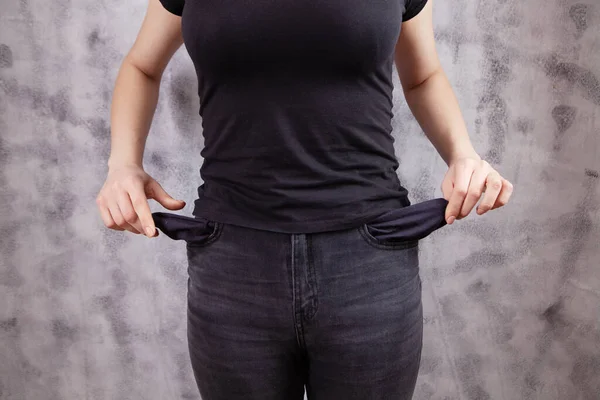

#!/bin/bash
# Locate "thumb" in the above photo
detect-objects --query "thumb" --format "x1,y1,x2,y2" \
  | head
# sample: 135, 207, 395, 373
441, 171, 454, 202
146, 180, 186, 210
441, 170, 455, 223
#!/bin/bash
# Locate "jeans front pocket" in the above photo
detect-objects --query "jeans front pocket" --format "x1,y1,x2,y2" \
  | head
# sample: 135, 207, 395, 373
359, 198, 448, 250
152, 212, 223, 248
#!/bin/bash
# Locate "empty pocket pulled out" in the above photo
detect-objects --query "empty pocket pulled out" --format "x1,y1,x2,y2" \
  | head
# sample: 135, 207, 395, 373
365, 198, 449, 242
152, 212, 220, 246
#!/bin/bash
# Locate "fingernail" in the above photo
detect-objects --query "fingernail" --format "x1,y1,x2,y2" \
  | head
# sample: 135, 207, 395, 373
447, 216, 455, 224
145, 227, 155, 237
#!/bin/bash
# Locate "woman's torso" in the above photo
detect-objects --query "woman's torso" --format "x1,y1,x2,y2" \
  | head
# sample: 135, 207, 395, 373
171, 0, 418, 233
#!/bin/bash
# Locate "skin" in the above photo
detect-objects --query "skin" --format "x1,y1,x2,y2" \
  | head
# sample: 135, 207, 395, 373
96, 0, 513, 237
97, 0, 185, 237
395, 2, 513, 224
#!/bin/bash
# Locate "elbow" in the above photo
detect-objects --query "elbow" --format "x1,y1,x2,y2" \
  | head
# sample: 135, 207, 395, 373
401, 65, 444, 94
123, 54, 163, 82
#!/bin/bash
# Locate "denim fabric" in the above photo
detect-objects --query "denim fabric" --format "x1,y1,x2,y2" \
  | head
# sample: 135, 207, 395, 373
152, 198, 448, 400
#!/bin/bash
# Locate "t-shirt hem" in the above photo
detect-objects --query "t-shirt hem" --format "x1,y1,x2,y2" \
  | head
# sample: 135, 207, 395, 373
159, 0, 184, 16
402, 0, 428, 22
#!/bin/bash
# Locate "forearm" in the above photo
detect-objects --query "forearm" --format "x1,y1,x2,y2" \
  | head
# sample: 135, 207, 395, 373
402, 68, 480, 166
108, 58, 161, 169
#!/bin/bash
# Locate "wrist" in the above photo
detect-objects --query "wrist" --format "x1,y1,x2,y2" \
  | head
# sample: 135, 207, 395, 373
446, 147, 481, 166
107, 156, 143, 171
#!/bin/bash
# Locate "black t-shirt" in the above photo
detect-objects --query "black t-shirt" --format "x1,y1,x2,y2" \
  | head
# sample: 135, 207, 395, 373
158, 0, 428, 233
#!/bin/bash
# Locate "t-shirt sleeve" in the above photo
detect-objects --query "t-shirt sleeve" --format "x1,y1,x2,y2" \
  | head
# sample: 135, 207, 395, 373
159, 0, 185, 16
402, 0, 428, 22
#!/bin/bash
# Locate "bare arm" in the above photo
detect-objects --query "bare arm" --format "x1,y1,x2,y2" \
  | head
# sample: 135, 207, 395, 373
108, 0, 184, 168
395, 1, 479, 166
394, 0, 513, 222
97, 0, 186, 237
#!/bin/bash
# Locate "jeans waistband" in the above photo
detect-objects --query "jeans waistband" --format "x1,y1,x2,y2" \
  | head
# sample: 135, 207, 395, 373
152, 198, 449, 243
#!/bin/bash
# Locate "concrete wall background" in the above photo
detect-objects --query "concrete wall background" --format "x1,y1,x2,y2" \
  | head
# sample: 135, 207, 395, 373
1, 0, 598, 399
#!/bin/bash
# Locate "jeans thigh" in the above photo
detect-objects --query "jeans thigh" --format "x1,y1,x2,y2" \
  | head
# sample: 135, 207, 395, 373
306, 228, 423, 400
185, 223, 305, 400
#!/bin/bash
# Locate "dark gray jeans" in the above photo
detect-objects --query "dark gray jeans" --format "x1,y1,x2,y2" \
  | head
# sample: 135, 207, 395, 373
153, 198, 448, 400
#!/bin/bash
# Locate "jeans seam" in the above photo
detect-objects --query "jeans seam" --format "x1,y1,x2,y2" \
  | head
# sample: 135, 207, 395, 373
291, 234, 307, 350
185, 221, 224, 248
304, 234, 318, 321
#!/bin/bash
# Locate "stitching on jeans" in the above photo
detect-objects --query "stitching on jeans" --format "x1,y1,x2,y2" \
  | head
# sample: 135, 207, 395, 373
304, 234, 319, 321
291, 235, 306, 350
358, 224, 419, 250
186, 222, 224, 248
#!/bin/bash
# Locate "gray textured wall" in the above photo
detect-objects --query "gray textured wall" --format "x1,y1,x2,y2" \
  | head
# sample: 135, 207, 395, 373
1, 0, 599, 399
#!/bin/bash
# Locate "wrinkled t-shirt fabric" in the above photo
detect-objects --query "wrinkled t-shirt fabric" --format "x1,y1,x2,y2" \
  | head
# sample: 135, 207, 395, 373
156, 0, 444, 236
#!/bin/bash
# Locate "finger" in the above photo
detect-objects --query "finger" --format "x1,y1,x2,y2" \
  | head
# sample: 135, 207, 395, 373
445, 162, 475, 224
146, 180, 186, 211
109, 207, 139, 234
441, 170, 454, 201
492, 179, 514, 210
129, 183, 157, 237
117, 191, 144, 234
108, 198, 141, 235
477, 173, 504, 215
460, 164, 489, 218
97, 200, 125, 231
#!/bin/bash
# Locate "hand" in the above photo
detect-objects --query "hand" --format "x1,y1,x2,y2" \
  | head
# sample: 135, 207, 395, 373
441, 157, 513, 224
96, 164, 186, 237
